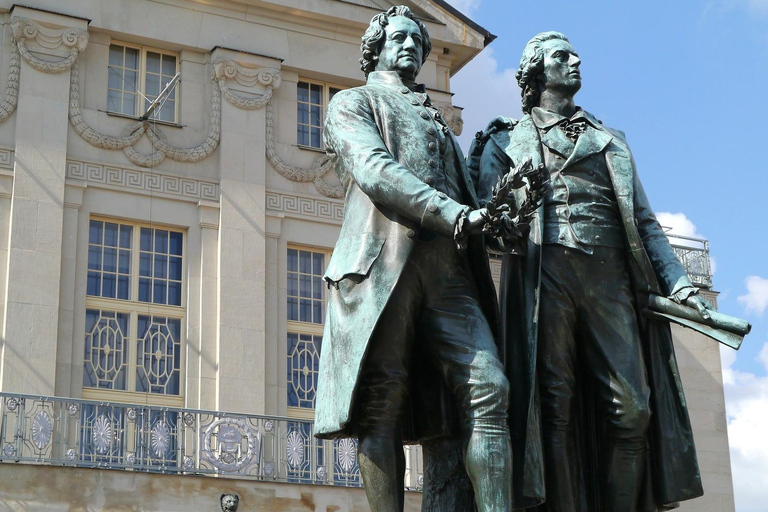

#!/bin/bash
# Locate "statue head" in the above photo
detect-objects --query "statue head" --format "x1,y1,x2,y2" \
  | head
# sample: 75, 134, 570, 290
220, 494, 239, 512
360, 6, 432, 80
516, 31, 581, 114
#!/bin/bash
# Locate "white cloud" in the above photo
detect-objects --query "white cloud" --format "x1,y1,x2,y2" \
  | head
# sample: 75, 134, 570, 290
656, 212, 710, 255
721, 341, 768, 512
450, 47, 522, 152
656, 212, 705, 239
738, 276, 768, 316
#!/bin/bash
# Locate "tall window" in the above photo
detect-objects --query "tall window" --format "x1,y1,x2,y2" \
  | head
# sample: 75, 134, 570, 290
83, 219, 185, 407
286, 246, 331, 417
297, 80, 342, 149
108, 43, 179, 123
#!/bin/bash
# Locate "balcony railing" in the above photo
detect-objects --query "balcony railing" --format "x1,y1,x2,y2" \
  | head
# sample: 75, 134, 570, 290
665, 232, 713, 290
0, 392, 423, 489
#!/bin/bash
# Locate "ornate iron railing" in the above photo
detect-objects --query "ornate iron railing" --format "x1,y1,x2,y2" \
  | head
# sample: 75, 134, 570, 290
0, 392, 423, 489
666, 232, 713, 289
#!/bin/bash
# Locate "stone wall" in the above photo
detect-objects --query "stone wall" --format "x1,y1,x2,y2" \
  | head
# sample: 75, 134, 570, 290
0, 464, 423, 512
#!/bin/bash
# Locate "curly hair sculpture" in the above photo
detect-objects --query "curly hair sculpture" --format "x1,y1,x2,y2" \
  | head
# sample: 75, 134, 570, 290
359, 6, 432, 78
516, 31, 570, 114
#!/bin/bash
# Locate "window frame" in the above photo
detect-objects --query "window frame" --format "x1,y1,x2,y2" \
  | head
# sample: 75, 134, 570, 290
285, 244, 333, 419
82, 217, 187, 408
107, 41, 181, 125
296, 78, 345, 151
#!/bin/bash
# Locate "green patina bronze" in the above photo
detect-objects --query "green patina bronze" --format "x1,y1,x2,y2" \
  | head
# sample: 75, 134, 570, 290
314, 6, 515, 512
470, 31, 712, 511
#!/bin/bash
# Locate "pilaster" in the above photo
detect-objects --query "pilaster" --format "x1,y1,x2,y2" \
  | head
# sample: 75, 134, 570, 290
212, 47, 282, 414
1, 8, 88, 393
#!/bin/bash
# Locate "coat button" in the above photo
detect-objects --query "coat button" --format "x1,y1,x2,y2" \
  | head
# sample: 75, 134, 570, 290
588, 170, 595, 177
420, 111, 430, 119
437, 192, 446, 200
428, 159, 436, 168
406, 229, 415, 238
428, 142, 437, 151
559, 234, 565, 240
427, 127, 436, 135
425, 176, 434, 185
401, 87, 410, 94
428, 204, 438, 213
410, 99, 420, 105
595, 235, 601, 241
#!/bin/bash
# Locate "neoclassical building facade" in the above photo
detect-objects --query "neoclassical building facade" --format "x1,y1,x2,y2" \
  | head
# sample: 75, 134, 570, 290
0, 1, 733, 510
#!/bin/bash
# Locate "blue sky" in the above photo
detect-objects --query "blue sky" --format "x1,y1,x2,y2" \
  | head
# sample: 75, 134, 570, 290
444, 1, 768, 510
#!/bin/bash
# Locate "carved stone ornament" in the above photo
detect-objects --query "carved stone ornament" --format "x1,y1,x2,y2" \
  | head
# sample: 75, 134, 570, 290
265, 102, 342, 199
11, 17, 88, 74
434, 102, 464, 136
214, 60, 281, 110
201, 417, 260, 472
69, 60, 221, 168
220, 493, 240, 512
0, 18, 346, 199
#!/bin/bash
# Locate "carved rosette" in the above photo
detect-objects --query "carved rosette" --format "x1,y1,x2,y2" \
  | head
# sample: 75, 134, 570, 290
11, 17, 88, 74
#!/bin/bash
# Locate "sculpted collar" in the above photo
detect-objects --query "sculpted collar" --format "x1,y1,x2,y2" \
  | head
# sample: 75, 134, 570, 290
367, 71, 426, 94
531, 106, 603, 131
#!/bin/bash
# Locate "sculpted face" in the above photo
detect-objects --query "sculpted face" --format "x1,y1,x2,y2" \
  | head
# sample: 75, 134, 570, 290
540, 38, 582, 96
375, 16, 424, 80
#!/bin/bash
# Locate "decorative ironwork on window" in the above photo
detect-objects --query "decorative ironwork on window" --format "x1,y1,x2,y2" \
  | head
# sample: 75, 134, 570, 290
296, 80, 342, 149
83, 310, 130, 391
136, 316, 182, 395
287, 333, 322, 409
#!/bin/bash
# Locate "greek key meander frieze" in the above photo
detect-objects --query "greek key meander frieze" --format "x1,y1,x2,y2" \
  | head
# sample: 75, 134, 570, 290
66, 160, 219, 202
0, 148, 14, 169
266, 191, 344, 224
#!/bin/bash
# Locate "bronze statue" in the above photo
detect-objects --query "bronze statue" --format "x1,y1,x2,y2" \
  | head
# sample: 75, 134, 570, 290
471, 31, 709, 511
314, 6, 513, 512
